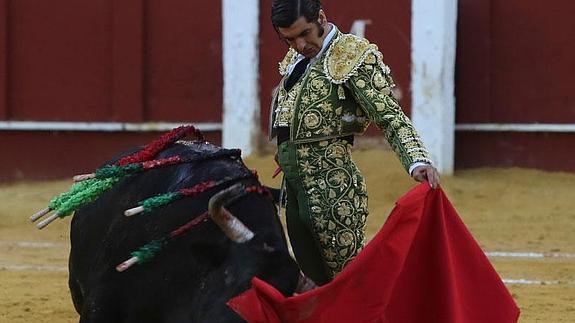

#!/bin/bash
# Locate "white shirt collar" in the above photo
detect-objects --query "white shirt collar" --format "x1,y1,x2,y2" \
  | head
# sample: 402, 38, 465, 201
287, 24, 338, 74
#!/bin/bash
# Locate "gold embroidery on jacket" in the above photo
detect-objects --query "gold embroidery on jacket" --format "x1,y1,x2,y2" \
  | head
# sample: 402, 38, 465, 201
273, 30, 431, 171
278, 48, 298, 76
293, 66, 338, 139
273, 81, 304, 127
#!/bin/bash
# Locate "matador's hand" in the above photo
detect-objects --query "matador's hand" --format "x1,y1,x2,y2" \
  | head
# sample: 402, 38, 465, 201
412, 164, 440, 189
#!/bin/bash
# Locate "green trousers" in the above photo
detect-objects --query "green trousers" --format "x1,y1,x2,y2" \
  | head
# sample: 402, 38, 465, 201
277, 138, 369, 285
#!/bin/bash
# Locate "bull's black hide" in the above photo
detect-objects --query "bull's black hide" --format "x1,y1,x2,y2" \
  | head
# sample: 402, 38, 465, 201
68, 141, 300, 323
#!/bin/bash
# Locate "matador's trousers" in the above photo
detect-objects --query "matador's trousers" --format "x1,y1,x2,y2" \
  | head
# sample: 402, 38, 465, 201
277, 138, 369, 285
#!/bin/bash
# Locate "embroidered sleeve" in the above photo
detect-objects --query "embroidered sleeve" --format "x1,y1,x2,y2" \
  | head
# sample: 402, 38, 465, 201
347, 53, 432, 172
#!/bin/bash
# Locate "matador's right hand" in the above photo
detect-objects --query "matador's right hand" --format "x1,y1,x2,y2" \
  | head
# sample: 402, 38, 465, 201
412, 164, 440, 189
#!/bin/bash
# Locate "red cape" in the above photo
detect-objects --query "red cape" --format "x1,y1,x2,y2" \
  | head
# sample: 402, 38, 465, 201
228, 184, 520, 323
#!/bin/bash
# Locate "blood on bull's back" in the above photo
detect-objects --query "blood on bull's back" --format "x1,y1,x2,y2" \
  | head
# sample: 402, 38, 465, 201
67, 141, 299, 322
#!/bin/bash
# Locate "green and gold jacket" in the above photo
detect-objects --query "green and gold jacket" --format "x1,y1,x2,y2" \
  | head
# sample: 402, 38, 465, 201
269, 30, 432, 172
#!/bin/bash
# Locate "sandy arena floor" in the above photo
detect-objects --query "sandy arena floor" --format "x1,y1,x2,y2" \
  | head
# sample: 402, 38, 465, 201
1, 145, 574, 322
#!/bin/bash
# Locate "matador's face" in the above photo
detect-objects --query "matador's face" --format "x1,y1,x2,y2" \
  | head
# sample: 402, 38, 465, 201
277, 11, 329, 59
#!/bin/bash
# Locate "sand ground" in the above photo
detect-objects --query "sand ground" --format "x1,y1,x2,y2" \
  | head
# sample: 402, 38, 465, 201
1, 145, 574, 322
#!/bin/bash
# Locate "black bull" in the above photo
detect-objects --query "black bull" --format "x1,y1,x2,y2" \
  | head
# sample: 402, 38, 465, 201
68, 141, 300, 322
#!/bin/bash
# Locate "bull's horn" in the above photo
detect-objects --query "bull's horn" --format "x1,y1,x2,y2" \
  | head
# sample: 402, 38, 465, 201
208, 183, 254, 243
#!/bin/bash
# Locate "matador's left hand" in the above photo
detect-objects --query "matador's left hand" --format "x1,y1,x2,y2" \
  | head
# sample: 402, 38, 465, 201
412, 164, 440, 189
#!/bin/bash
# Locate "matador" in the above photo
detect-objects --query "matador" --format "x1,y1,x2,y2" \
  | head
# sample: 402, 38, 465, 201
270, 0, 440, 285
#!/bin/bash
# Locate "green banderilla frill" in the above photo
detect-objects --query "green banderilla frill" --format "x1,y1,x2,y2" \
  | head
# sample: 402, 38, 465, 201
48, 178, 99, 211
54, 177, 122, 217
139, 192, 180, 214
94, 163, 142, 179
131, 238, 168, 264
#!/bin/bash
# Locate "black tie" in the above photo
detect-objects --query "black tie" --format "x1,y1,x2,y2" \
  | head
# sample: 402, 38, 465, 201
284, 57, 310, 92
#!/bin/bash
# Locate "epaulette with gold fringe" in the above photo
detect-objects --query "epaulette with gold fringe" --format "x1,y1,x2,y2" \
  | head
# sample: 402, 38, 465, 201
278, 48, 298, 76
324, 33, 391, 84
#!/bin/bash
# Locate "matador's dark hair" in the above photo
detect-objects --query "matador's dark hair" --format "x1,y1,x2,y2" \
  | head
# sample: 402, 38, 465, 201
271, 0, 322, 28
